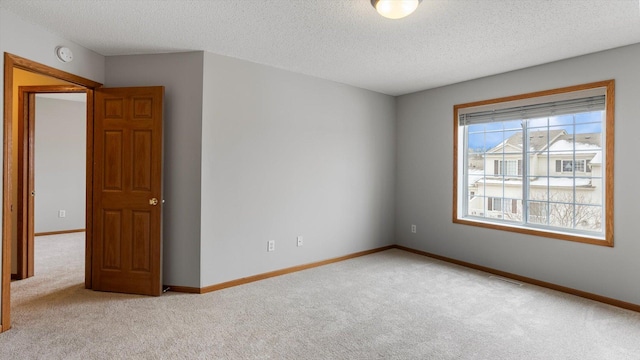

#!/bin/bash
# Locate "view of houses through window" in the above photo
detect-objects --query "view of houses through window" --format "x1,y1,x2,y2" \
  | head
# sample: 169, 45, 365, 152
466, 113, 603, 233
455, 81, 613, 244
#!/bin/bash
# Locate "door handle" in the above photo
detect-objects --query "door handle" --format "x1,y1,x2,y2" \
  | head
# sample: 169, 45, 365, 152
149, 198, 159, 206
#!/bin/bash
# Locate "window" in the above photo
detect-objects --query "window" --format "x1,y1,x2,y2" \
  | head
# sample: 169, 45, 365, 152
487, 197, 518, 214
556, 159, 590, 173
454, 80, 614, 246
488, 197, 502, 212
494, 160, 522, 176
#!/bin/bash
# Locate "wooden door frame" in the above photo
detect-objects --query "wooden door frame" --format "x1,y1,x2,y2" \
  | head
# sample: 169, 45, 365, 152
1, 53, 102, 332
14, 85, 87, 280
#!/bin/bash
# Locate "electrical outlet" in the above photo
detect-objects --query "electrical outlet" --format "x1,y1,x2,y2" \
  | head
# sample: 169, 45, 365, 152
411, 224, 416, 233
58, 210, 66, 218
267, 240, 275, 252
297, 236, 303, 247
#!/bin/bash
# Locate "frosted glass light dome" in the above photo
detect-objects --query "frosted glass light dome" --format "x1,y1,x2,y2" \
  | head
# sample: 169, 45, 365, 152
371, 0, 422, 19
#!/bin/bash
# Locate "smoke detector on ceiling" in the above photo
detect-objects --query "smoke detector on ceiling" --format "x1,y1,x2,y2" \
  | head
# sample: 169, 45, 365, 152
55, 46, 73, 63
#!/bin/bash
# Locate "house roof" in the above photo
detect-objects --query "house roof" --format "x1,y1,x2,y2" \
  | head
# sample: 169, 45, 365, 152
549, 133, 601, 153
489, 130, 601, 154
489, 130, 564, 153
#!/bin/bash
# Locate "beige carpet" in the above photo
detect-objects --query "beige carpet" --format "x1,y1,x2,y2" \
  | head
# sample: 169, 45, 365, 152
1, 233, 640, 359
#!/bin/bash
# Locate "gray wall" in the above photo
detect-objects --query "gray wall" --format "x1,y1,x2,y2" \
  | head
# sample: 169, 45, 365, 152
105, 52, 205, 288
200, 52, 396, 286
105, 51, 396, 289
0, 7, 105, 325
34, 96, 86, 233
395, 43, 640, 305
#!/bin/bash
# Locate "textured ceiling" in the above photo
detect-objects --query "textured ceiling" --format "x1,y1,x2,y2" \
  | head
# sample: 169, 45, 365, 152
2, 0, 640, 96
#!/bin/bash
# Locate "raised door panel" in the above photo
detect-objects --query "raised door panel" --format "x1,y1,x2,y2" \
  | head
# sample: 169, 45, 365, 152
132, 130, 152, 191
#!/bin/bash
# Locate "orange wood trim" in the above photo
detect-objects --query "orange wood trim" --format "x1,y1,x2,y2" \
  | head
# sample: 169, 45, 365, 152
604, 80, 615, 246
85, 89, 94, 290
454, 80, 615, 110
164, 285, 201, 294
452, 218, 611, 246
183, 245, 395, 294
395, 245, 640, 313
35, 229, 85, 237
7, 54, 102, 89
452, 101, 459, 225
16, 91, 27, 279
17, 85, 86, 94
452, 79, 615, 247
2, 53, 15, 332
26, 92, 35, 277
25, 90, 36, 277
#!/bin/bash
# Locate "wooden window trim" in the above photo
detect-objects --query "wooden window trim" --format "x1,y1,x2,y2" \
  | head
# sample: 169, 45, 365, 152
452, 80, 614, 247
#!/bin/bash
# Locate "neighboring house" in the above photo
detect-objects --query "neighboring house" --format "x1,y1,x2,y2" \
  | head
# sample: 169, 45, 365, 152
468, 129, 603, 231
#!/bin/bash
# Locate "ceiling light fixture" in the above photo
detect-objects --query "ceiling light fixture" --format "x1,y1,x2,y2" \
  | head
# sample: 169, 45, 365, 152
371, 0, 422, 20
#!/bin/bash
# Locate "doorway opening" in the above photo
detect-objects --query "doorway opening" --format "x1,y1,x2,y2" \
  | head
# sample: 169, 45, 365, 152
13, 85, 87, 281
2, 53, 102, 332
23, 91, 87, 287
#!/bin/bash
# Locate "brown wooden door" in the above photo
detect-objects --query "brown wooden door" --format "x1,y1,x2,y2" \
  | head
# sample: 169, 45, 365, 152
92, 87, 164, 296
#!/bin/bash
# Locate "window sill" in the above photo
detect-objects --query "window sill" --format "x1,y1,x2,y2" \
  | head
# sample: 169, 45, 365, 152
453, 217, 612, 247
